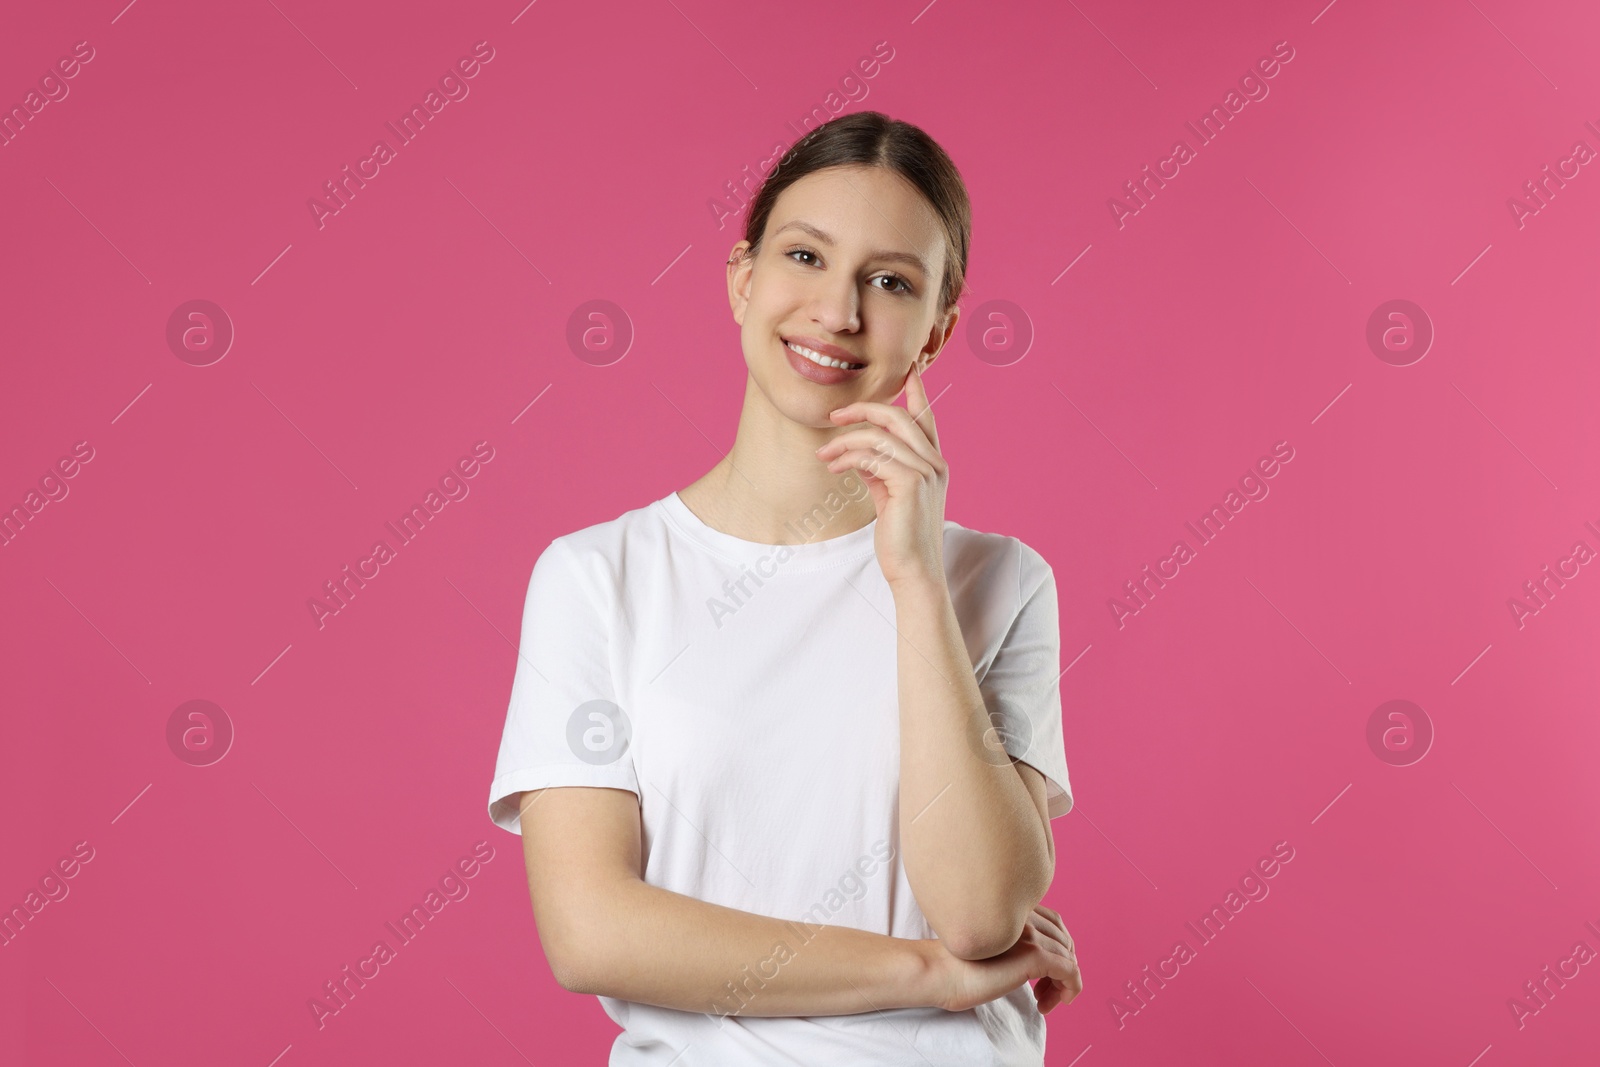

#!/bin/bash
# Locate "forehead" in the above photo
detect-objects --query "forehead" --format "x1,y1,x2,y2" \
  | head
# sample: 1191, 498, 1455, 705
765, 165, 945, 275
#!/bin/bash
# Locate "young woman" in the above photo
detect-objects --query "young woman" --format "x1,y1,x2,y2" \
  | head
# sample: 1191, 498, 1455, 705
487, 110, 1081, 1065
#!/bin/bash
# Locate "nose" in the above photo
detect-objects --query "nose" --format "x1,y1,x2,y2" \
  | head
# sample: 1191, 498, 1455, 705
807, 272, 861, 334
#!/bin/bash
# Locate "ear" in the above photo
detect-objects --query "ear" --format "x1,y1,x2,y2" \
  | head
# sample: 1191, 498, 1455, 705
918, 303, 960, 374
726, 241, 754, 325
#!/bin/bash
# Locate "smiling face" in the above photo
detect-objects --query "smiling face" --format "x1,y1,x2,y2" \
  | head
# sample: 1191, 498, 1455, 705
727, 164, 960, 427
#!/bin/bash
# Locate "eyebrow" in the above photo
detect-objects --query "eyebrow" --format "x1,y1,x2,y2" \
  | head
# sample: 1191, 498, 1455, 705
771, 220, 932, 277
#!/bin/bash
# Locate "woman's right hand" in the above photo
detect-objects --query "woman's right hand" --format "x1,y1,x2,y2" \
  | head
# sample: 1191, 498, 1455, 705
930, 904, 1082, 1015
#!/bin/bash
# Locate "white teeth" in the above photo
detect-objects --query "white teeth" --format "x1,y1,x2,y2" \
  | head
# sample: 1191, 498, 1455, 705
786, 341, 863, 371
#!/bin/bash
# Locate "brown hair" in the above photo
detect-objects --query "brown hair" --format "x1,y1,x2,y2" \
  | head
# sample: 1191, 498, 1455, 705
736, 111, 971, 314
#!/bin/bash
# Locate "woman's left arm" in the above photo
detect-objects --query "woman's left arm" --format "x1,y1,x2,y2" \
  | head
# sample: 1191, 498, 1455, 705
883, 574, 1057, 960
817, 368, 1056, 961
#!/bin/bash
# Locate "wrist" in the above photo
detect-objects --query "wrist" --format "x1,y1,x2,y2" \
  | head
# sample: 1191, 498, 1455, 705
888, 570, 949, 604
906, 938, 952, 1011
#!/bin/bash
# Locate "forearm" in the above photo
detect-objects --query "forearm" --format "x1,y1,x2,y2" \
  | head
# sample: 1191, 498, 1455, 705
559, 876, 943, 1017
892, 575, 1054, 955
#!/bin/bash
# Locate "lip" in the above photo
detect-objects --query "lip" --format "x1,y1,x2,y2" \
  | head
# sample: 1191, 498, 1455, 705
782, 337, 867, 385
783, 335, 866, 366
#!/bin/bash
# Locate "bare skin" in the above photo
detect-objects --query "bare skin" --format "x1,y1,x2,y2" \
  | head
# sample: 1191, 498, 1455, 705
517, 787, 1079, 1016
517, 162, 1083, 1023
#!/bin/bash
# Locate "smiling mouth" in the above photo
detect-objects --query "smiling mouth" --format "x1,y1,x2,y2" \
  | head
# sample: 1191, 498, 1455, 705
784, 339, 866, 371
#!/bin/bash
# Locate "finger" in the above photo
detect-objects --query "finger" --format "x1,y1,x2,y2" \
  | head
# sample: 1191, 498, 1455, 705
817, 427, 935, 474
903, 363, 940, 451
828, 399, 943, 468
1059, 965, 1083, 1003
1033, 927, 1074, 963
1043, 977, 1069, 1014
825, 438, 934, 479
1051, 951, 1084, 1001
1041, 945, 1077, 995
1032, 908, 1074, 954
825, 407, 942, 472
825, 428, 934, 489
1028, 910, 1073, 955
1038, 958, 1080, 1011
823, 445, 936, 484
1028, 959, 1060, 1011
1030, 921, 1081, 966
1034, 977, 1060, 1014
815, 425, 895, 459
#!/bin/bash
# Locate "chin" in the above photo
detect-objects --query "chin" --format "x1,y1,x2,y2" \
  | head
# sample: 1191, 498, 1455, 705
782, 389, 849, 428
750, 371, 847, 427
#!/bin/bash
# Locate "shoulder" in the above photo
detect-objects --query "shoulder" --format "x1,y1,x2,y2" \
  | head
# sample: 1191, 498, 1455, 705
533, 498, 671, 589
942, 519, 1055, 615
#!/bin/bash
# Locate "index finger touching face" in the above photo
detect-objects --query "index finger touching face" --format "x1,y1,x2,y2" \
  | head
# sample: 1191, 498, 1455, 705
904, 362, 939, 450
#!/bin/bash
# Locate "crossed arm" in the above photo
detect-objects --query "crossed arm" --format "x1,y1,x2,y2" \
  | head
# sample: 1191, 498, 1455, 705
513, 570, 1061, 1013
514, 773, 1056, 1018
517, 786, 948, 1016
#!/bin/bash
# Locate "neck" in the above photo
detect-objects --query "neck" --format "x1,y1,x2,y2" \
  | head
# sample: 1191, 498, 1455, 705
678, 374, 877, 545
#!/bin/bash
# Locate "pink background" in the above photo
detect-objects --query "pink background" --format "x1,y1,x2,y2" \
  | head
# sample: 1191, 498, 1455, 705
4, 0, 1598, 1064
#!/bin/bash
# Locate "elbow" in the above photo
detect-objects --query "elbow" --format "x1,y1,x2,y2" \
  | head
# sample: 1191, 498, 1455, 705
942, 926, 1019, 961
549, 956, 588, 994
533, 867, 648, 996
940, 911, 1030, 961
548, 933, 617, 995
540, 897, 618, 995
939, 870, 1054, 961
553, 958, 604, 995
542, 928, 595, 993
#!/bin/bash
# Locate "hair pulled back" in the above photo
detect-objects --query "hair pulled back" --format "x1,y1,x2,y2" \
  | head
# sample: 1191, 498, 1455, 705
737, 111, 971, 314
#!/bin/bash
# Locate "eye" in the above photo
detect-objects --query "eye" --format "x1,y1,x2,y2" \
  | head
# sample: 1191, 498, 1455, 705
783, 246, 914, 295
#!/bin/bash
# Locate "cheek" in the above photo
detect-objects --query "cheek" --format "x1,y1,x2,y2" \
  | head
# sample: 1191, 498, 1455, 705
740, 320, 782, 375
743, 286, 784, 331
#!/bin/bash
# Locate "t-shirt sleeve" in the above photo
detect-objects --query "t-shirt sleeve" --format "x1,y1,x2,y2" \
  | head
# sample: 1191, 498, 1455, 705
486, 537, 639, 835
977, 544, 1074, 819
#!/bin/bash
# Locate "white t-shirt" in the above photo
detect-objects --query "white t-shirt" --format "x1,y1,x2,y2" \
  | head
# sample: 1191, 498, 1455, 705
487, 490, 1073, 1066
